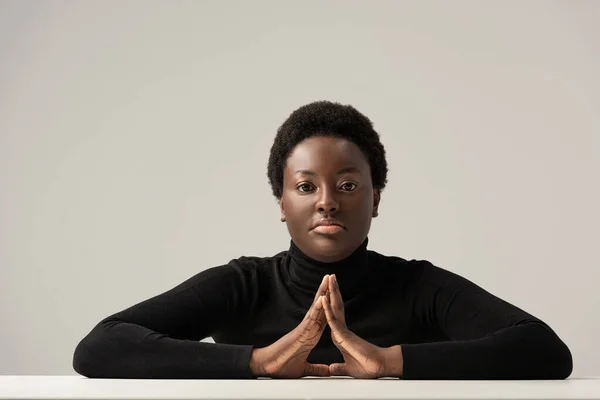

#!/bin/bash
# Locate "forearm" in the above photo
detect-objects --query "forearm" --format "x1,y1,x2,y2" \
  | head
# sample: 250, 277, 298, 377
400, 323, 572, 380
73, 321, 255, 379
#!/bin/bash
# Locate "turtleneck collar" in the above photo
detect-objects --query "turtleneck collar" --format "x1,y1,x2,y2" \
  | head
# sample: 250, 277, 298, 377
286, 237, 371, 299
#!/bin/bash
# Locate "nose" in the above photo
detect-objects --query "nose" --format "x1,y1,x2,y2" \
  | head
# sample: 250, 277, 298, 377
316, 187, 339, 214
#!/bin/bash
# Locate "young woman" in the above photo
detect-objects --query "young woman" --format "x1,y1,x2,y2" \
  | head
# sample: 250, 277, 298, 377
73, 101, 572, 379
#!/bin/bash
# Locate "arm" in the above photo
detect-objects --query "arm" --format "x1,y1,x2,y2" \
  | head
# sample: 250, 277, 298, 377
400, 261, 572, 380
72, 261, 256, 379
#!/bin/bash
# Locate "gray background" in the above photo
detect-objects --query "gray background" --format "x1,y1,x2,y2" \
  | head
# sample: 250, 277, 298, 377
1, 0, 598, 377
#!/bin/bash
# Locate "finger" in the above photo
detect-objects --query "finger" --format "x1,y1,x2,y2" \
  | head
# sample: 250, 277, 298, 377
307, 296, 323, 321
304, 276, 329, 322
329, 363, 349, 377
313, 275, 330, 303
304, 275, 328, 322
329, 274, 346, 326
304, 362, 331, 377
322, 294, 343, 332
306, 296, 326, 332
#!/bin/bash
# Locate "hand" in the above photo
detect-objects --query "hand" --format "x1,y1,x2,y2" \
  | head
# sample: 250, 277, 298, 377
322, 274, 403, 378
249, 275, 331, 378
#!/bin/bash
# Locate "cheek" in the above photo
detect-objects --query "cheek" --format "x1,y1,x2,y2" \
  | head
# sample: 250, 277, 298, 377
351, 193, 375, 221
285, 196, 313, 220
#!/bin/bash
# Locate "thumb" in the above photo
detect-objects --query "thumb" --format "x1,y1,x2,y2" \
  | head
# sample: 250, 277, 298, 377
329, 363, 348, 376
303, 362, 330, 377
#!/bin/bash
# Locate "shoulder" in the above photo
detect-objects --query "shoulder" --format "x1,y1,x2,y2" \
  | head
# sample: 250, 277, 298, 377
206, 250, 288, 284
368, 250, 470, 290
227, 250, 287, 266
225, 250, 287, 274
172, 251, 287, 293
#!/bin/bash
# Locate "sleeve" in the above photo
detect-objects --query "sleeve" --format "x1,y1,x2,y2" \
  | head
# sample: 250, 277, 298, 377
72, 260, 257, 379
400, 261, 573, 380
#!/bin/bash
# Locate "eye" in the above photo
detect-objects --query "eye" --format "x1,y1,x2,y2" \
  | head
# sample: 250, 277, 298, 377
296, 183, 315, 193
340, 182, 358, 191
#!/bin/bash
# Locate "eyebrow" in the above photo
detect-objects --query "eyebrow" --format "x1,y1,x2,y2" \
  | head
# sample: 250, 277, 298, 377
294, 167, 361, 176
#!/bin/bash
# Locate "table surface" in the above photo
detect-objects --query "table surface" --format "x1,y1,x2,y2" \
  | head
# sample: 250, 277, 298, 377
1, 376, 600, 400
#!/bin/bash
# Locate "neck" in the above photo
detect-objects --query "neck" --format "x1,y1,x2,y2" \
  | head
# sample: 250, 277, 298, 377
286, 238, 370, 299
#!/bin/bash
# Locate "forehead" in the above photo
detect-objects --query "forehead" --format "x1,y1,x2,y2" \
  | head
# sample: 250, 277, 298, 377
285, 136, 369, 172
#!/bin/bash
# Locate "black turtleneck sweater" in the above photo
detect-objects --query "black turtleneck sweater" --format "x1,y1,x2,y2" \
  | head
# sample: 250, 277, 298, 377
72, 239, 572, 380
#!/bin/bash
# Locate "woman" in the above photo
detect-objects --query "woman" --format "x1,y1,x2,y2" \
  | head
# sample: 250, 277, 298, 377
73, 101, 572, 379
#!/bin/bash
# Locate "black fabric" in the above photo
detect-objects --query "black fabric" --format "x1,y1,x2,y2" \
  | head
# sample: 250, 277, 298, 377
73, 238, 572, 379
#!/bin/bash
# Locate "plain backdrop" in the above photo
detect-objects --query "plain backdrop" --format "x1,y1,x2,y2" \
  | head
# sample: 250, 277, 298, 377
1, 0, 598, 377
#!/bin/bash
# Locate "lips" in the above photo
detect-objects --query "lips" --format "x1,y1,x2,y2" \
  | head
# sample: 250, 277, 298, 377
312, 219, 346, 233
313, 224, 345, 234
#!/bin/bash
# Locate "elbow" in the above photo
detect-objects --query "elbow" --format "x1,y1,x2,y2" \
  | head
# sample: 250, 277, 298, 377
548, 339, 573, 380
72, 320, 119, 378
72, 336, 97, 378
73, 340, 92, 377
525, 323, 573, 379
73, 331, 111, 378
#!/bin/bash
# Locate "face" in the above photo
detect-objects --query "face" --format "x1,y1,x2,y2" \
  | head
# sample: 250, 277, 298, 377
280, 136, 381, 263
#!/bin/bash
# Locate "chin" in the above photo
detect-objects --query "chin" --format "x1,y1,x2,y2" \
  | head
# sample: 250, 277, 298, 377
311, 237, 353, 262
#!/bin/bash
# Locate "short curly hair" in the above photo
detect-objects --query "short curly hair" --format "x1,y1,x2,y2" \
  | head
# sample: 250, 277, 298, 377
267, 101, 388, 200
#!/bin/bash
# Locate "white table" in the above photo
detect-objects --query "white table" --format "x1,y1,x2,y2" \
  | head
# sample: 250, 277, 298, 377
1, 376, 600, 400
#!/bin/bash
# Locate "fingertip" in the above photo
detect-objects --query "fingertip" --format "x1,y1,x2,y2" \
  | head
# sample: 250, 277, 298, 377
317, 365, 331, 377
320, 275, 330, 292
315, 295, 323, 309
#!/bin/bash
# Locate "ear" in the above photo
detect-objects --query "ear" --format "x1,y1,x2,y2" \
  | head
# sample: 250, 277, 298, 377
279, 195, 286, 222
372, 189, 381, 218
